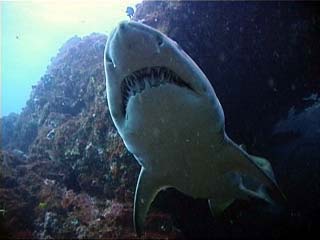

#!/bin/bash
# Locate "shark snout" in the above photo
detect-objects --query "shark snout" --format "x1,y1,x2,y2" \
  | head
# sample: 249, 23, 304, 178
113, 21, 161, 58
115, 21, 137, 41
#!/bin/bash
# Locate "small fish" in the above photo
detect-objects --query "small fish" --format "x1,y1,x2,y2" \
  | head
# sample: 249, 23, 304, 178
126, 6, 134, 19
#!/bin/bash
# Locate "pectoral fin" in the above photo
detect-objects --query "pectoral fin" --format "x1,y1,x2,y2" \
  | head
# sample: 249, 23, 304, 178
248, 154, 286, 201
134, 167, 166, 236
231, 142, 285, 202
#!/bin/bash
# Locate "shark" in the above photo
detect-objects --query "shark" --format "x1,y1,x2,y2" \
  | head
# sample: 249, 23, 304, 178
104, 21, 285, 236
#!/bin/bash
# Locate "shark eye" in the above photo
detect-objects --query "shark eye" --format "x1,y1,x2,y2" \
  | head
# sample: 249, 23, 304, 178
156, 35, 164, 47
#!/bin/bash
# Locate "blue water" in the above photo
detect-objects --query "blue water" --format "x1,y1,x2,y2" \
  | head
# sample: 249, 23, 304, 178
1, 0, 141, 117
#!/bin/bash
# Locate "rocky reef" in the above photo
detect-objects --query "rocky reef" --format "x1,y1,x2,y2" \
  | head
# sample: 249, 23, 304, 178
1, 1, 320, 239
0, 31, 180, 239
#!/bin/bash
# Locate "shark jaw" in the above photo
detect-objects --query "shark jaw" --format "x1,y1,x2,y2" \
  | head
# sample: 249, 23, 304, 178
119, 64, 201, 163
121, 66, 195, 116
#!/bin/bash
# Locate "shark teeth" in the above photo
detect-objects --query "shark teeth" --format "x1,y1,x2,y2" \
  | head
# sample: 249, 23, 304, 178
121, 66, 193, 114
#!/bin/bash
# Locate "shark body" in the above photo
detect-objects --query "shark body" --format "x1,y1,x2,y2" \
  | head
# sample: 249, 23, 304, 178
104, 21, 284, 236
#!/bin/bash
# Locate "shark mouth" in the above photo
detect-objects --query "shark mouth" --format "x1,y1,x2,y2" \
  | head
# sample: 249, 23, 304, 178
121, 66, 194, 114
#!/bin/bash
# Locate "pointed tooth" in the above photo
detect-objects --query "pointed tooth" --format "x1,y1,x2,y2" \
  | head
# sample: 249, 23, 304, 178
145, 78, 150, 89
125, 81, 131, 93
140, 79, 145, 91
154, 68, 158, 79
132, 74, 137, 81
169, 74, 174, 83
133, 76, 139, 87
149, 69, 153, 81
131, 78, 135, 87
148, 78, 153, 87
160, 74, 166, 84
164, 70, 170, 80
127, 78, 132, 88
160, 71, 164, 81
135, 71, 141, 79
148, 72, 153, 87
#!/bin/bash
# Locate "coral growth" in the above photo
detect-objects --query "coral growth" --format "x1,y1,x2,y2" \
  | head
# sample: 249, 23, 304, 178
0, 30, 178, 238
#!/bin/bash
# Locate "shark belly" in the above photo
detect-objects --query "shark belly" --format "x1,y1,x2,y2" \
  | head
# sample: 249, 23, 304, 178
121, 83, 226, 198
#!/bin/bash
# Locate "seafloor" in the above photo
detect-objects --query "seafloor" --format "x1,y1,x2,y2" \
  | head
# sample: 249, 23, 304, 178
1, 1, 320, 239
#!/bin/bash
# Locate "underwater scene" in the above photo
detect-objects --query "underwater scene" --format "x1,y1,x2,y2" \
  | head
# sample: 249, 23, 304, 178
1, 1, 320, 239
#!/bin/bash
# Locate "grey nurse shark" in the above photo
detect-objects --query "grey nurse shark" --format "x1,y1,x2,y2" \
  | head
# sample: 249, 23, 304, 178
104, 21, 285, 236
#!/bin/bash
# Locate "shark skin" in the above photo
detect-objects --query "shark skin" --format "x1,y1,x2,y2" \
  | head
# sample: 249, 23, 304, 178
104, 21, 285, 236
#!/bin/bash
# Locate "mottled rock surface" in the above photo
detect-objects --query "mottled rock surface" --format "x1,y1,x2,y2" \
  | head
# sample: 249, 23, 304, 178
0, 32, 180, 239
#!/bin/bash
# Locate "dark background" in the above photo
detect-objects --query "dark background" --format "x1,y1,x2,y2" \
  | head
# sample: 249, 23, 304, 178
134, 1, 320, 238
